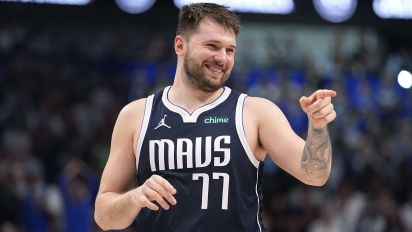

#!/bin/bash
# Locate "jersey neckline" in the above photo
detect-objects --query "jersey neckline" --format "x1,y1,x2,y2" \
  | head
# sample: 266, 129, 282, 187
161, 86, 232, 123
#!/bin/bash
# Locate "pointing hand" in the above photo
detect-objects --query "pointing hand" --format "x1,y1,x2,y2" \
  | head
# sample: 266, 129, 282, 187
299, 89, 337, 129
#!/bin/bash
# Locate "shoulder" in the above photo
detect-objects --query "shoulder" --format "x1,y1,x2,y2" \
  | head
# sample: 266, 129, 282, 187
114, 98, 149, 150
118, 98, 147, 120
244, 96, 281, 113
124, 98, 147, 112
243, 96, 286, 123
244, 96, 273, 107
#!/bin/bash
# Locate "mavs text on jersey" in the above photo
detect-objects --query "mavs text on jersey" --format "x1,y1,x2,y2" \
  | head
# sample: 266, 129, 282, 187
135, 86, 265, 232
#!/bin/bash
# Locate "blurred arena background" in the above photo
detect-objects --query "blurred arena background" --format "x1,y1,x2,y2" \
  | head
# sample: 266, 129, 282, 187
0, 0, 411, 231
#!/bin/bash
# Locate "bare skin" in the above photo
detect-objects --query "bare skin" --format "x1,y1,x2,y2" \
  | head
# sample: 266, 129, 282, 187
94, 17, 336, 230
301, 126, 331, 179
299, 91, 335, 182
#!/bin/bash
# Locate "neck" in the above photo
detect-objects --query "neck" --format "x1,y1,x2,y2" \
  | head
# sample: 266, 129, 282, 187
168, 70, 224, 114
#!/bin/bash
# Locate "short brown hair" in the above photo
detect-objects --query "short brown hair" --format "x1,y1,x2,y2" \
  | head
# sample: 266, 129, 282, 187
176, 3, 240, 38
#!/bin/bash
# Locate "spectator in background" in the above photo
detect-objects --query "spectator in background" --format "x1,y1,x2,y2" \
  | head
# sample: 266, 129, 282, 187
21, 160, 63, 232
400, 189, 412, 232
308, 200, 342, 232
57, 157, 99, 232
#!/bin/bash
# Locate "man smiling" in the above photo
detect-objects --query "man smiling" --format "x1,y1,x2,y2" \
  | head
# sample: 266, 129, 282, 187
94, 3, 337, 232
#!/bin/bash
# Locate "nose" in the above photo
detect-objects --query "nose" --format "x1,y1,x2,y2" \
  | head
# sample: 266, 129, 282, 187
214, 49, 226, 65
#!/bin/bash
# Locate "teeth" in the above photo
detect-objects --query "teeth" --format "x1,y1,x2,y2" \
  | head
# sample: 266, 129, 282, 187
207, 65, 222, 74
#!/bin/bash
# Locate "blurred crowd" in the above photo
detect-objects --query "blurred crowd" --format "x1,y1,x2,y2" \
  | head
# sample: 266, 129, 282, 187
0, 21, 411, 232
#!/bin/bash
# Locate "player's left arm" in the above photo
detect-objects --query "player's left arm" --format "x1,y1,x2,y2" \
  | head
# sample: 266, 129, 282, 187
246, 90, 336, 186
298, 90, 336, 185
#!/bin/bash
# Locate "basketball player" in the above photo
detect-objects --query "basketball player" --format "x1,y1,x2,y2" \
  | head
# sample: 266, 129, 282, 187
94, 3, 336, 231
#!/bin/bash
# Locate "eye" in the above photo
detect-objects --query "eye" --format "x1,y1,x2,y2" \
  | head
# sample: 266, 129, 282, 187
207, 44, 218, 50
226, 48, 235, 55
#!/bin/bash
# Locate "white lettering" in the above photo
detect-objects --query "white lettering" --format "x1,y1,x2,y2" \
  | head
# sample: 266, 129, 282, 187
177, 138, 193, 169
214, 136, 231, 167
149, 139, 175, 172
192, 173, 210, 209
195, 136, 212, 168
213, 172, 230, 210
148, 136, 231, 171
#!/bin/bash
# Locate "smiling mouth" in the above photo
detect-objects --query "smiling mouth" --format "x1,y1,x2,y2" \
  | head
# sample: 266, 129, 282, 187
205, 64, 223, 75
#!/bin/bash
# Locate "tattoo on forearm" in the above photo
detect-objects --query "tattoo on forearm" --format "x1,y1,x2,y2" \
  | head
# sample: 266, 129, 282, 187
301, 127, 332, 179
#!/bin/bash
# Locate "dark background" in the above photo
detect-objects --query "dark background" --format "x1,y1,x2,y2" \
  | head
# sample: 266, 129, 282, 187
1, 0, 412, 52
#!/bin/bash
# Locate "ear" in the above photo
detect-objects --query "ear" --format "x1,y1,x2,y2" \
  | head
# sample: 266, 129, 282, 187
174, 35, 186, 56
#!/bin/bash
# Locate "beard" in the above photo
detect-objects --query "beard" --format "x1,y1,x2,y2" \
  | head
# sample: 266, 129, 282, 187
183, 52, 230, 92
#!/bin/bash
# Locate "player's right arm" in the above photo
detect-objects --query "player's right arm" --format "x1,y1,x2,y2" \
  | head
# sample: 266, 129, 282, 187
94, 98, 177, 231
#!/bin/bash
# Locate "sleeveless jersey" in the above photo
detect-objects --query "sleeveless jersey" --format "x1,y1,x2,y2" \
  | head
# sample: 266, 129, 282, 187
135, 86, 265, 232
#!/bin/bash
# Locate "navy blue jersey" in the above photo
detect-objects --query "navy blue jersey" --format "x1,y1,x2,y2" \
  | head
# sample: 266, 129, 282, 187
135, 86, 265, 232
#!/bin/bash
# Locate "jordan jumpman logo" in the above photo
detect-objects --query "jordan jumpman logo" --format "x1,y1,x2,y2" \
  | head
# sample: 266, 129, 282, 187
154, 114, 171, 129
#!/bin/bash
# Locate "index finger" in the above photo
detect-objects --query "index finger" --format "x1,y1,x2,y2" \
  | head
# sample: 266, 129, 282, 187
153, 175, 177, 195
309, 90, 337, 104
